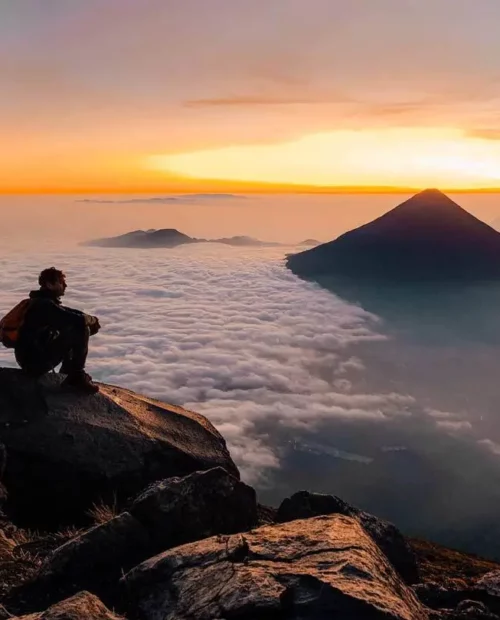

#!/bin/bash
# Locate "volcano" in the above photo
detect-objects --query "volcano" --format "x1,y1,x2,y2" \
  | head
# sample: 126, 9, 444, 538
287, 189, 500, 282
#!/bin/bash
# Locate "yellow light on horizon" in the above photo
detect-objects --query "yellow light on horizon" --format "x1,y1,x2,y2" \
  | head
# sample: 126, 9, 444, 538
147, 127, 500, 190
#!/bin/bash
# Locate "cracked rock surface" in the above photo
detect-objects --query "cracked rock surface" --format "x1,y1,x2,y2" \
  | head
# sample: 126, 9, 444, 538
122, 514, 428, 620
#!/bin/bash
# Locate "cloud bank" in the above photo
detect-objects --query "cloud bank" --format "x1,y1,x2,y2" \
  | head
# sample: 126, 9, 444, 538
76, 194, 249, 205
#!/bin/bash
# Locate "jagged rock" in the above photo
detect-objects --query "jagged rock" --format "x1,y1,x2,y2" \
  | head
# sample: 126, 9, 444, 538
21, 469, 257, 609
0, 368, 238, 527
130, 467, 257, 549
277, 490, 419, 584
122, 514, 428, 620
13, 590, 123, 619
477, 572, 500, 597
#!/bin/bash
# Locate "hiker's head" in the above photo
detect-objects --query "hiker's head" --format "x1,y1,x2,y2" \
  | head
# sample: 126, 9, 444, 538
39, 267, 67, 297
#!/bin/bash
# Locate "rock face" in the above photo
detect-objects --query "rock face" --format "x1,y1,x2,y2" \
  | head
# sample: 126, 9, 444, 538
15, 591, 123, 619
0, 369, 238, 527
287, 189, 500, 282
123, 514, 428, 620
277, 490, 419, 585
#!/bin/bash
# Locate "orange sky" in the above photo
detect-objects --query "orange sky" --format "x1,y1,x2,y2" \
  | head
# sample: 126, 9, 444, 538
3, 1, 500, 194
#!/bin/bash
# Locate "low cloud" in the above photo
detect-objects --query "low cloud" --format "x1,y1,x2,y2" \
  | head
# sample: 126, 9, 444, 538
76, 194, 249, 205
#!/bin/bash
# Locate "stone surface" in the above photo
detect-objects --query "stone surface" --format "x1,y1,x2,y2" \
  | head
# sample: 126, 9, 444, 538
13, 591, 123, 619
130, 467, 257, 549
277, 490, 419, 584
0, 368, 238, 527
122, 514, 428, 620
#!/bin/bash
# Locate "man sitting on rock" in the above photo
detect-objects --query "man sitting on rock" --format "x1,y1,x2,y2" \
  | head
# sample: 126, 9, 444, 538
13, 268, 101, 394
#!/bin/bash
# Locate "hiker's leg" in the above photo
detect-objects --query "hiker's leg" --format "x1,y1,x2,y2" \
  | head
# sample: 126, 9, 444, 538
58, 326, 90, 374
15, 342, 59, 377
60, 326, 98, 394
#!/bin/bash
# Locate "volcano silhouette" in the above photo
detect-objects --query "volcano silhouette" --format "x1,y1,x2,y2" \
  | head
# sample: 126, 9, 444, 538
287, 189, 500, 282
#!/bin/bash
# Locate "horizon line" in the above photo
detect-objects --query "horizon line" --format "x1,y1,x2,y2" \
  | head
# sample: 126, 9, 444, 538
4, 185, 500, 196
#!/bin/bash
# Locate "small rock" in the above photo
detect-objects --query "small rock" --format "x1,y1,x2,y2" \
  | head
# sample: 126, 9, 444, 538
13, 591, 123, 619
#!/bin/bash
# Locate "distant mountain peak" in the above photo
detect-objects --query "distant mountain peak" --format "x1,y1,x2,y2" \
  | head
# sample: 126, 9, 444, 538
287, 190, 500, 282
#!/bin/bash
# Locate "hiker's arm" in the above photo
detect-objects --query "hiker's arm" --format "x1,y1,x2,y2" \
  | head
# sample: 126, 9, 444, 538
61, 305, 100, 334
45, 301, 87, 331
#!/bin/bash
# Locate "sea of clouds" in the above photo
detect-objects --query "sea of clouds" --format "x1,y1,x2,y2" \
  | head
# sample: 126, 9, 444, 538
0, 244, 412, 481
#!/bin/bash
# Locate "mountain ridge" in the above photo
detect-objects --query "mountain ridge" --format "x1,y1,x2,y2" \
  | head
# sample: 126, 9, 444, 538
82, 229, 284, 248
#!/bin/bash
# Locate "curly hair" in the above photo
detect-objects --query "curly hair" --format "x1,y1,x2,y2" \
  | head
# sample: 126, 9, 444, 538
38, 267, 65, 287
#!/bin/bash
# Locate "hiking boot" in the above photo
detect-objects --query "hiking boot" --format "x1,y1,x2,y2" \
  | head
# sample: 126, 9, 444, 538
62, 371, 99, 394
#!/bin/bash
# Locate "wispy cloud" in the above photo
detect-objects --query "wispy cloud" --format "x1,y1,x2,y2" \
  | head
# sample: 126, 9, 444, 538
76, 194, 249, 205
183, 96, 322, 108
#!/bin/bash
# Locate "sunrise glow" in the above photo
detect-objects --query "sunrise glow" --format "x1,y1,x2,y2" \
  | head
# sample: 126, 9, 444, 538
148, 128, 500, 191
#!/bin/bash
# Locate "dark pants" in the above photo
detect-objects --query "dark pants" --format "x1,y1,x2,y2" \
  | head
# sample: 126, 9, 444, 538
15, 326, 90, 377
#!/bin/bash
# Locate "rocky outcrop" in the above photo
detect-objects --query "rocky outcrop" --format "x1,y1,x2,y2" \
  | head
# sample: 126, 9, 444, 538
23, 468, 257, 608
0, 369, 238, 527
122, 514, 428, 619
14, 591, 123, 619
277, 490, 419, 584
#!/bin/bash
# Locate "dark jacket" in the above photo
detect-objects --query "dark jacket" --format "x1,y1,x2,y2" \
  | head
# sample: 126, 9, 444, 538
16, 289, 87, 352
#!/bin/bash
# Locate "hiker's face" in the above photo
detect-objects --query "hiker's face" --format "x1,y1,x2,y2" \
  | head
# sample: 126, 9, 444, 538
47, 276, 67, 296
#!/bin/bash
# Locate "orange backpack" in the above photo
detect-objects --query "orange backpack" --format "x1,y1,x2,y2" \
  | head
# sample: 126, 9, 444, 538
0, 299, 32, 348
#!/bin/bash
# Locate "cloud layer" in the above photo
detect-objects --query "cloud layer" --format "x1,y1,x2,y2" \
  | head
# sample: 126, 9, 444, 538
0, 245, 399, 482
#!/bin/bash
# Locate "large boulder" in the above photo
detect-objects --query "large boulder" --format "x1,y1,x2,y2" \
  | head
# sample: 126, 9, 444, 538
277, 490, 419, 585
13, 591, 123, 619
129, 467, 257, 549
22, 468, 257, 609
0, 369, 238, 527
122, 514, 429, 620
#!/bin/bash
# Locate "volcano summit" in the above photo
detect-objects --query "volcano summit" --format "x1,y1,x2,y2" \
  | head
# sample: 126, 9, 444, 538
287, 189, 500, 282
